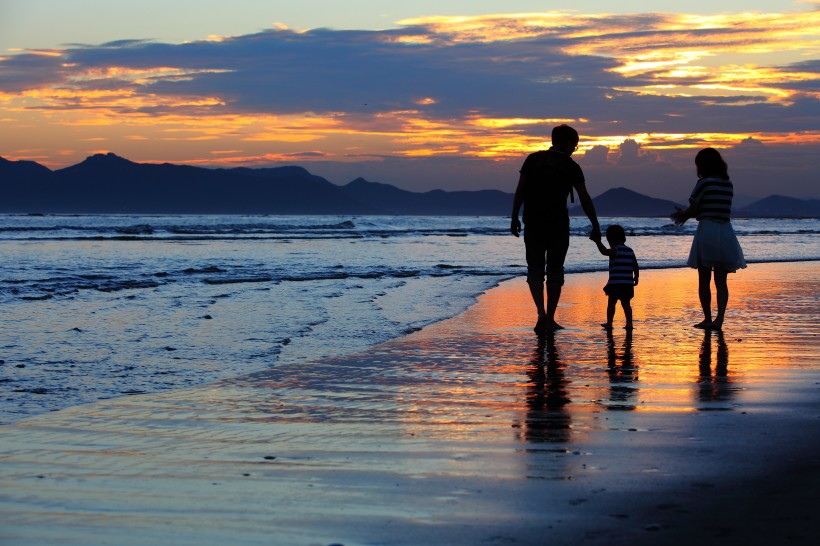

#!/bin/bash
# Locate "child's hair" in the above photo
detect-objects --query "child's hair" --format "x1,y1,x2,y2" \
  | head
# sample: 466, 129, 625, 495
605, 224, 626, 243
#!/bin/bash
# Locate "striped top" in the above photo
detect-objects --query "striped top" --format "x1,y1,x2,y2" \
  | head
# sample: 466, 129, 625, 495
690, 176, 733, 222
607, 244, 638, 286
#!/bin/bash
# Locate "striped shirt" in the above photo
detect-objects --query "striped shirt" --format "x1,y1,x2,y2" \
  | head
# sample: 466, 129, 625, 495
607, 244, 637, 286
690, 176, 733, 222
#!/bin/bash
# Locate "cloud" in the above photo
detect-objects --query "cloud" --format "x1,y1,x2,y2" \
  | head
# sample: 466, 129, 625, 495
0, 8, 818, 195
581, 145, 611, 165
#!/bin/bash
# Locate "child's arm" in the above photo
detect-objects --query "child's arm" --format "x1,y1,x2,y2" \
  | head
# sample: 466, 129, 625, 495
633, 255, 640, 286
594, 239, 615, 256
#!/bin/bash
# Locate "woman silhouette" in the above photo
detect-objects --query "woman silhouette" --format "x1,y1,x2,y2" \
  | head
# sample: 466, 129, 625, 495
671, 148, 746, 330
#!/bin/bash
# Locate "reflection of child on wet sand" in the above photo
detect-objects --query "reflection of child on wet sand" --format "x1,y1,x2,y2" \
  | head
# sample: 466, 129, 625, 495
592, 225, 640, 330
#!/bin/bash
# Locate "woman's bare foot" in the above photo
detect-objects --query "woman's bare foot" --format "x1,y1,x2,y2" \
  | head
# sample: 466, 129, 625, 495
694, 320, 712, 329
535, 315, 563, 331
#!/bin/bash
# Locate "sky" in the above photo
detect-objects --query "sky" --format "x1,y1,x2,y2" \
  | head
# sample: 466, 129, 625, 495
1, 0, 818, 200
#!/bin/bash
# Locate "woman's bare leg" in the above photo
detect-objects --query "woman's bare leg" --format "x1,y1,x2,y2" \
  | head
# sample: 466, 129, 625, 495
695, 267, 712, 328
711, 268, 729, 330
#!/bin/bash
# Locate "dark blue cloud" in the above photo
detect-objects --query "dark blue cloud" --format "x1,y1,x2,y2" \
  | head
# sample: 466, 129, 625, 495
1, 18, 817, 138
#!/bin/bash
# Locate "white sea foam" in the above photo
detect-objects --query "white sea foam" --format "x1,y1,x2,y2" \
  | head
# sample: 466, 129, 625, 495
1, 214, 818, 423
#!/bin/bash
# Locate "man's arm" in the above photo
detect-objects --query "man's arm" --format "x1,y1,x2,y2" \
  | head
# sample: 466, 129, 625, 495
575, 181, 601, 240
510, 173, 527, 237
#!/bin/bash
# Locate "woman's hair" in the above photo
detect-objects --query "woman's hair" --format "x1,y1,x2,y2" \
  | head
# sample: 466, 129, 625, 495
695, 147, 729, 179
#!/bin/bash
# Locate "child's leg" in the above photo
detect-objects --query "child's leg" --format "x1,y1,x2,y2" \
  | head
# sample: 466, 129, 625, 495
602, 296, 616, 329
621, 298, 633, 329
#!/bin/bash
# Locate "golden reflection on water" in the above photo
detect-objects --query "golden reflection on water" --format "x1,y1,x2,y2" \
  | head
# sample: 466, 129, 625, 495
434, 263, 820, 449
213, 263, 814, 452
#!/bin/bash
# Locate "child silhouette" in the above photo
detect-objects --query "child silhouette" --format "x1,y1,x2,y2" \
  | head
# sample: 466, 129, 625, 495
592, 225, 639, 330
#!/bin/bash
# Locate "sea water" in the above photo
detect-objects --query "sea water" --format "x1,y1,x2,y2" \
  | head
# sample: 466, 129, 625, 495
1, 214, 818, 423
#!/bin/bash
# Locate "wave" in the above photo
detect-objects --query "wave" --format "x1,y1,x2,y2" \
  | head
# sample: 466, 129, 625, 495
3, 227, 819, 242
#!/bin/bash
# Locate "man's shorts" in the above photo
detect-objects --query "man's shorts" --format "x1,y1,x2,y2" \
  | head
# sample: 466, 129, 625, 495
603, 284, 634, 301
524, 220, 570, 286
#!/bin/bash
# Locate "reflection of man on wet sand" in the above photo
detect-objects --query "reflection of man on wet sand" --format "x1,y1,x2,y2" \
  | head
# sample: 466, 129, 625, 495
511, 124, 601, 332
519, 332, 572, 445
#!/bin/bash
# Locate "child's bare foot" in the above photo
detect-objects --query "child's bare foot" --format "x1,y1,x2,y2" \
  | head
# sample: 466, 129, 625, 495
694, 320, 712, 329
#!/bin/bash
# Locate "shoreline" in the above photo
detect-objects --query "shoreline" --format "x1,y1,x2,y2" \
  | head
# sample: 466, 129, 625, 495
1, 261, 818, 545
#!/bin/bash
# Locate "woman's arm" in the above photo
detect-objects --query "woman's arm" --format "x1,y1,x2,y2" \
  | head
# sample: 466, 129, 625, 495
670, 200, 699, 225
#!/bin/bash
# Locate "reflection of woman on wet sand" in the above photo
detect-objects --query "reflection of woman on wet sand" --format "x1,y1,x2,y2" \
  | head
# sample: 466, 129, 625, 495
671, 148, 746, 330
697, 330, 733, 406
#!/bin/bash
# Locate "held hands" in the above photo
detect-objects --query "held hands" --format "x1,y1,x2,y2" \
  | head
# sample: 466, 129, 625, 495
589, 225, 601, 241
510, 217, 522, 237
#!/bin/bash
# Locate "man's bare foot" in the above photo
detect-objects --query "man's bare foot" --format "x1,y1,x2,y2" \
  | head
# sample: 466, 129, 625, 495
694, 320, 712, 329
601, 322, 613, 330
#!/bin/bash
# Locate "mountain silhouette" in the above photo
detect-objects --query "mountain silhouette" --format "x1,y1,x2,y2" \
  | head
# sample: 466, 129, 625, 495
736, 195, 820, 218
1, 154, 816, 216
570, 187, 683, 217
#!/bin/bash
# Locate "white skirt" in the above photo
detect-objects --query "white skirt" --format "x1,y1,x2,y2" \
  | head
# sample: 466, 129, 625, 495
687, 219, 746, 272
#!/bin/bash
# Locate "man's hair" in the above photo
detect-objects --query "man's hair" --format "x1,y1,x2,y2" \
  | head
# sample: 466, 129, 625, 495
695, 147, 729, 180
551, 124, 579, 148
606, 224, 626, 243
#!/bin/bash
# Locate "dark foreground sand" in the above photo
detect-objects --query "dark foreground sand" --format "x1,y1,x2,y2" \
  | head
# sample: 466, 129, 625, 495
1, 262, 818, 545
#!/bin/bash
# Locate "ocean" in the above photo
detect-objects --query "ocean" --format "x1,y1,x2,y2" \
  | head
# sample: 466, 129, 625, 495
1, 213, 818, 424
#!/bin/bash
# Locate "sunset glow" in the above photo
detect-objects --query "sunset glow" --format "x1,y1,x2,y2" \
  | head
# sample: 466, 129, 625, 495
0, 1, 817, 197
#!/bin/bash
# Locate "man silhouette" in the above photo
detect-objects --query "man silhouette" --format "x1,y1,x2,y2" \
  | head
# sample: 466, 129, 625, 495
511, 124, 601, 331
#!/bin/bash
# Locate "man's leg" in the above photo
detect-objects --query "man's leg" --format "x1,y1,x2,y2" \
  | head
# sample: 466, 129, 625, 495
544, 282, 563, 329
528, 279, 547, 318
525, 230, 549, 330
543, 221, 570, 330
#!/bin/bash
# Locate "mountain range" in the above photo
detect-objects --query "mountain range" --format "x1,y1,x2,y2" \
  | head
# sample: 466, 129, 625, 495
1, 154, 818, 217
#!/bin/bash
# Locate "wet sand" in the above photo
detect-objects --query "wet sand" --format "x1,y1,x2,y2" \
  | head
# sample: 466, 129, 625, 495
1, 261, 818, 545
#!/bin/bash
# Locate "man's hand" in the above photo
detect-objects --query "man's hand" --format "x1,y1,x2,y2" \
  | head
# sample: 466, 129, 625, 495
510, 217, 522, 237
589, 225, 601, 241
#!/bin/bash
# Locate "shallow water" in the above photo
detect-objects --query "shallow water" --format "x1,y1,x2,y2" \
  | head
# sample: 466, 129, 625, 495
1, 214, 818, 423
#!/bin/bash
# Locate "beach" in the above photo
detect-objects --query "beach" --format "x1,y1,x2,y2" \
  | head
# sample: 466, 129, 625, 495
1, 261, 818, 545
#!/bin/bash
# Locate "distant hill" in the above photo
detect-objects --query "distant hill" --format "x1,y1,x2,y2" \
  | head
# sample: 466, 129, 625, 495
736, 195, 820, 218
570, 187, 684, 217
1, 154, 816, 217
0, 153, 512, 215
